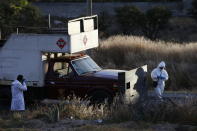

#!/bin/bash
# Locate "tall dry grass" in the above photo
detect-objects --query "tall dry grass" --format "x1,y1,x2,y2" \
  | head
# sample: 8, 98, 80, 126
0, 96, 196, 130
91, 35, 197, 90
105, 95, 197, 124
33, 96, 108, 122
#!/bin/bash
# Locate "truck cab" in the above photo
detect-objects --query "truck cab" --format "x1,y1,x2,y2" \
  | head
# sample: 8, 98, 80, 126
0, 15, 147, 104
44, 54, 119, 103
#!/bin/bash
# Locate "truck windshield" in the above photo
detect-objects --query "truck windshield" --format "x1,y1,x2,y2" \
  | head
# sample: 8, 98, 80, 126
71, 56, 101, 75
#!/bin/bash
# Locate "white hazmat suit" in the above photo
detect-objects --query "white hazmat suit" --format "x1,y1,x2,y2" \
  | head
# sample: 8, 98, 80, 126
151, 61, 169, 100
11, 80, 27, 111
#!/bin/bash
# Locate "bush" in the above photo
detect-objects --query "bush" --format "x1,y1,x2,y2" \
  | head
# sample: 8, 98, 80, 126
115, 6, 172, 40
143, 6, 172, 40
98, 11, 112, 37
190, 0, 197, 20
115, 6, 145, 35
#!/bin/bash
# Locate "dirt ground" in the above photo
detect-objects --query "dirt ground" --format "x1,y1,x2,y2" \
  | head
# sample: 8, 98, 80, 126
0, 119, 196, 131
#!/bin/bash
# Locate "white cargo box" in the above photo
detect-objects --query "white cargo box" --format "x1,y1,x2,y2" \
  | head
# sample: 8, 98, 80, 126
0, 15, 98, 87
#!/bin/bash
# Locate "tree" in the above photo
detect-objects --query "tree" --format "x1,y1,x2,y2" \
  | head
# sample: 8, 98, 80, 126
190, 0, 197, 20
98, 11, 112, 37
115, 6, 171, 40
0, 0, 45, 39
115, 6, 145, 35
143, 6, 172, 40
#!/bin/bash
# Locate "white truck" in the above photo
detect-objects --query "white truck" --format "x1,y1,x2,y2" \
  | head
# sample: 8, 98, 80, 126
0, 15, 147, 104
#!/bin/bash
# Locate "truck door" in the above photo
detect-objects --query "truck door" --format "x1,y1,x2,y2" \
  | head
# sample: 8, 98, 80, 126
45, 61, 73, 99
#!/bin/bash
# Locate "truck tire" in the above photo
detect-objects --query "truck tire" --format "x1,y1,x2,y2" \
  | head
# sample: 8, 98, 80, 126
89, 90, 113, 104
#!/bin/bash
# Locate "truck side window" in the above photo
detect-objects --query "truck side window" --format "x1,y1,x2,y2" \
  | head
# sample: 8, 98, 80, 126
53, 62, 72, 77
43, 60, 49, 75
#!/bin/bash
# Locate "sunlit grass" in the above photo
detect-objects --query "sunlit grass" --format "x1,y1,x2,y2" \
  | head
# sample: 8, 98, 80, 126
92, 35, 197, 90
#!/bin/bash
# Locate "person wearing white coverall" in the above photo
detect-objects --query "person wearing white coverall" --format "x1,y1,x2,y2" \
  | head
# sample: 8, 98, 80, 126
11, 75, 27, 111
151, 61, 169, 100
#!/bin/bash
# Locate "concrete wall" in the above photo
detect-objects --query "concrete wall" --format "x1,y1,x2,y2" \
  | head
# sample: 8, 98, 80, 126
33, 2, 186, 18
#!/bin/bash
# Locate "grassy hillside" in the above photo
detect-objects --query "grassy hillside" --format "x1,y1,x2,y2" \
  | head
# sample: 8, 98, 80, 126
92, 35, 197, 90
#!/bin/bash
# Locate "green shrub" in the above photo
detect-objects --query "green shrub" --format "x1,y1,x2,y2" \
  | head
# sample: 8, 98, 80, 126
0, 0, 46, 39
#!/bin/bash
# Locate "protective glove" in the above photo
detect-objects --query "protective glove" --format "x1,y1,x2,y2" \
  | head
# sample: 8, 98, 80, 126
157, 76, 161, 79
157, 76, 165, 80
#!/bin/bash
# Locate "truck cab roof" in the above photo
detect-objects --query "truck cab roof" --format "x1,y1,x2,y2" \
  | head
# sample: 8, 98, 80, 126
48, 53, 86, 62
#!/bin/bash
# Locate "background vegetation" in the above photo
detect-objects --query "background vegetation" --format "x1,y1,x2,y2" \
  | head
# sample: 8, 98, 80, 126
0, 0, 196, 90
190, 0, 197, 20
0, 0, 46, 39
115, 6, 172, 40
91, 36, 197, 90
99, 8, 197, 42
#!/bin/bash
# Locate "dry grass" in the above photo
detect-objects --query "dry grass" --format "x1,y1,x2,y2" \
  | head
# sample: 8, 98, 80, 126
57, 96, 108, 120
35, 96, 108, 121
107, 96, 197, 124
0, 96, 196, 130
106, 97, 133, 123
92, 35, 197, 90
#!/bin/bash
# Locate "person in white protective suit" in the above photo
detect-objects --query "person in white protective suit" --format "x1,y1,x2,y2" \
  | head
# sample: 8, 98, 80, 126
11, 75, 27, 111
151, 61, 169, 100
